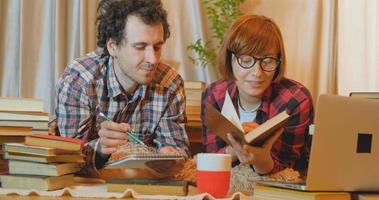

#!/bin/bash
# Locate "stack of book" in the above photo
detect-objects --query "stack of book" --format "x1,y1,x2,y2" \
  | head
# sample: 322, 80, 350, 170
0, 97, 49, 172
184, 81, 205, 128
0, 97, 49, 133
0, 134, 85, 190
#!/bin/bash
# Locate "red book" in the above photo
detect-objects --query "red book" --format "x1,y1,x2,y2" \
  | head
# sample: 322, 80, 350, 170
25, 134, 85, 151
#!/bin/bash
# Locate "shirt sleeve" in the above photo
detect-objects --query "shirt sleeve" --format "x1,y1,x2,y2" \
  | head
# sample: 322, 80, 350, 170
153, 79, 190, 156
56, 71, 102, 177
270, 89, 314, 174
56, 72, 91, 138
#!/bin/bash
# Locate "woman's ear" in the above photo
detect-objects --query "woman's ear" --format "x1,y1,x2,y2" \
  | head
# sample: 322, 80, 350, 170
106, 39, 118, 57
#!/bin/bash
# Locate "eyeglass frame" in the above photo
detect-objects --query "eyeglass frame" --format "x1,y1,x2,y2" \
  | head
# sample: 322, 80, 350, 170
228, 50, 281, 72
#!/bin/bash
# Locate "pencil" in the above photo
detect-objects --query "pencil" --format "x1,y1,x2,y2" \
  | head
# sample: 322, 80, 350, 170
99, 112, 147, 147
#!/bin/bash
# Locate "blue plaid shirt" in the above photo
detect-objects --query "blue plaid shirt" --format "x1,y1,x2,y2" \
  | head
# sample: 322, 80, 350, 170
55, 48, 189, 176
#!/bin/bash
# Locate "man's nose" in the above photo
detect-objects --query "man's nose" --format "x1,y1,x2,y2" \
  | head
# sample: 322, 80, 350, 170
145, 48, 159, 64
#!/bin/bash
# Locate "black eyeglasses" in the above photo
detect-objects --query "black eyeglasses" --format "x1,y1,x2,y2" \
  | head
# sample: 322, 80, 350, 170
229, 50, 281, 72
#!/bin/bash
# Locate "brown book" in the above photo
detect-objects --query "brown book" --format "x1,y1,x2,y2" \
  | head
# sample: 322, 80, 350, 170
8, 160, 82, 176
354, 194, 379, 200
185, 105, 201, 115
106, 179, 188, 196
184, 81, 205, 90
4, 152, 84, 163
25, 134, 84, 151
186, 114, 201, 122
0, 126, 32, 136
204, 103, 289, 146
3, 143, 80, 156
254, 184, 350, 200
0, 135, 25, 144
0, 174, 74, 191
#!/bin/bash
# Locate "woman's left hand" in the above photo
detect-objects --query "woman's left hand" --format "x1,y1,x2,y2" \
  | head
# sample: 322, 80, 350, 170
227, 128, 283, 174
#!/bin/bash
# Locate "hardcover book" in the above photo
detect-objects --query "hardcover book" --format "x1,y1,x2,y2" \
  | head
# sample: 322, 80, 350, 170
106, 179, 189, 196
8, 160, 82, 176
0, 126, 32, 136
253, 184, 350, 200
204, 92, 290, 146
25, 134, 85, 151
0, 174, 74, 191
0, 97, 44, 113
105, 153, 186, 169
4, 152, 84, 163
3, 143, 81, 156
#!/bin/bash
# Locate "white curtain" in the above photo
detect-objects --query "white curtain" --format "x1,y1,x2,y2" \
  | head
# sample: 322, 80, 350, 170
0, 0, 97, 113
0, 0, 378, 114
337, 0, 379, 95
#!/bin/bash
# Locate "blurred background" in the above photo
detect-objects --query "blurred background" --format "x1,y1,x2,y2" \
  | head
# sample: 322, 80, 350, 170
0, 0, 378, 113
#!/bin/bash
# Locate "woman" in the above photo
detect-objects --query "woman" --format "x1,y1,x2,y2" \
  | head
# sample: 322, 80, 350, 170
201, 15, 314, 175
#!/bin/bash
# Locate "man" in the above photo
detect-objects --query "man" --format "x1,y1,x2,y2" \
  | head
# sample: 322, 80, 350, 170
55, 0, 189, 177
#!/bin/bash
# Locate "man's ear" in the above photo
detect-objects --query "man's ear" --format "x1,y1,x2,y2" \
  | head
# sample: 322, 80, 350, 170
106, 39, 118, 57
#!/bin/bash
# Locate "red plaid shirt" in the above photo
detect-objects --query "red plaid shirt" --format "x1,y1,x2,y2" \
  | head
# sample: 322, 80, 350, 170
201, 78, 314, 173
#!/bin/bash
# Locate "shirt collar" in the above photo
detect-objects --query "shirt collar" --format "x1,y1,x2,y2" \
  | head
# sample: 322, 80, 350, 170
105, 56, 147, 101
230, 80, 274, 115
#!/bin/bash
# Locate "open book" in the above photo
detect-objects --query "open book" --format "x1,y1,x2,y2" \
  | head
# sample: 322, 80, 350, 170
105, 153, 186, 169
204, 92, 290, 146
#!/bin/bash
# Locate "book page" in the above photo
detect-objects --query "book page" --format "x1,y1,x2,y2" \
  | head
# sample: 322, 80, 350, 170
221, 91, 244, 132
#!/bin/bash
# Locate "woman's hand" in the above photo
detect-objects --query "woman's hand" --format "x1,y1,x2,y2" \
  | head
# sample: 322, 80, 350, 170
242, 122, 260, 133
227, 128, 283, 174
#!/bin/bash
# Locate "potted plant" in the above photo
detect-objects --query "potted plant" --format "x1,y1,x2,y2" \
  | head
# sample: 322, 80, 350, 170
187, 0, 246, 69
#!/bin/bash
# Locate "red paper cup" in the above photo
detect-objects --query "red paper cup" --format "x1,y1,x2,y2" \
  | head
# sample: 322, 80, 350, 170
196, 153, 232, 198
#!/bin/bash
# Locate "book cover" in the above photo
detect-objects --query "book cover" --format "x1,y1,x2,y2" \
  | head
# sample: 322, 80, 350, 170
8, 160, 82, 176
3, 143, 81, 156
4, 152, 84, 163
105, 153, 186, 169
204, 92, 290, 146
253, 184, 350, 200
0, 174, 74, 191
25, 134, 85, 151
106, 179, 188, 196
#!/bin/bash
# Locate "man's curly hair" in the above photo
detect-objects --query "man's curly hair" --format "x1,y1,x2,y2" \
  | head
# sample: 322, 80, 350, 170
96, 0, 170, 56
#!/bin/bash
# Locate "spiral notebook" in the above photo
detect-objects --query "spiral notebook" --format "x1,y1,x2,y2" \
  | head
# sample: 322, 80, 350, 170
105, 153, 186, 169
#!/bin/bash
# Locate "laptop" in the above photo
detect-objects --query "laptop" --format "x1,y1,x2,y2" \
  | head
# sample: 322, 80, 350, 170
259, 94, 379, 191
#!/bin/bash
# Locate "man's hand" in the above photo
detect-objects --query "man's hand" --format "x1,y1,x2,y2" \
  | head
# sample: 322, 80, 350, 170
159, 146, 179, 154
145, 146, 184, 177
98, 120, 130, 155
227, 128, 283, 174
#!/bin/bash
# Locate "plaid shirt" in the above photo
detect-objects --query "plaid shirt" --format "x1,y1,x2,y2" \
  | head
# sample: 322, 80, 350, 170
55, 48, 189, 176
201, 78, 314, 173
